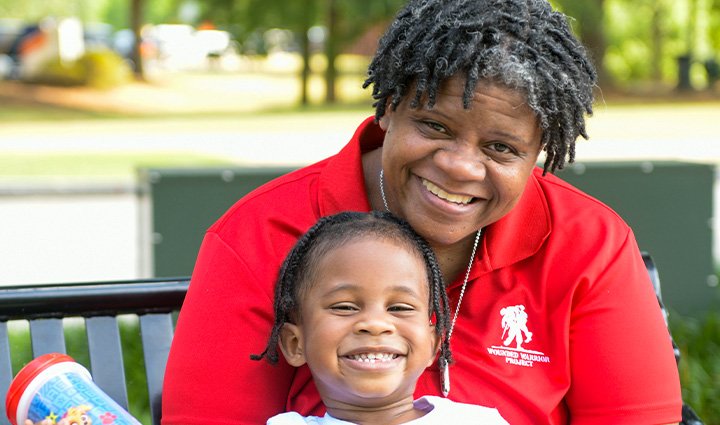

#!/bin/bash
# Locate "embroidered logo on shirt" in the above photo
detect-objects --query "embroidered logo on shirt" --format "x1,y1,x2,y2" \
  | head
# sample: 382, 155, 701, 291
486, 304, 551, 368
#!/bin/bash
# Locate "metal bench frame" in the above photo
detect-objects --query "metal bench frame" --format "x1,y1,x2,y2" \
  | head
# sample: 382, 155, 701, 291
0, 277, 189, 425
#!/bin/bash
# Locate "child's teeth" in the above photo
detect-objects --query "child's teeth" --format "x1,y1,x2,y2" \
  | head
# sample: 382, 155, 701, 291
349, 353, 397, 362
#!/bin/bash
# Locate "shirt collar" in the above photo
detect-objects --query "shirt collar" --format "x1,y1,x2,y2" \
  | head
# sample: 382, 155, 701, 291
475, 170, 551, 278
318, 116, 381, 216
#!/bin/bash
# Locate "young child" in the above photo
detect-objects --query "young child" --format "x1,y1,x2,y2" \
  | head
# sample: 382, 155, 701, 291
252, 211, 508, 425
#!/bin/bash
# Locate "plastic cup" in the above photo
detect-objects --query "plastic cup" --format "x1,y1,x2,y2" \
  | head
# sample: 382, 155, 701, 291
5, 353, 141, 425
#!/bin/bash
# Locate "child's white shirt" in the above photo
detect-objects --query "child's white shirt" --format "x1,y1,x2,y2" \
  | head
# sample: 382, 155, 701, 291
266, 395, 509, 424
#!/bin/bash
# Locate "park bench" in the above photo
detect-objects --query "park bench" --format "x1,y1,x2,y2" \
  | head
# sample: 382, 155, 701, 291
0, 255, 703, 425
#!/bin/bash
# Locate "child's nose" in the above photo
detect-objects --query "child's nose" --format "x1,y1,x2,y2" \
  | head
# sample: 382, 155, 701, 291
354, 313, 394, 336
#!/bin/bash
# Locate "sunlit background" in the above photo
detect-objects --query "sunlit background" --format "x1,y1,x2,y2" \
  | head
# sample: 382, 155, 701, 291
0, 1, 718, 421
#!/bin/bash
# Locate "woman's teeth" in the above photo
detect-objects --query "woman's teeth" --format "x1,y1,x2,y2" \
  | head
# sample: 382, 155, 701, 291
422, 179, 473, 205
346, 353, 399, 363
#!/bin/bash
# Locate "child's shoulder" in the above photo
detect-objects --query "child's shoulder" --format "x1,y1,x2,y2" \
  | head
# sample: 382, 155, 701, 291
413, 396, 510, 424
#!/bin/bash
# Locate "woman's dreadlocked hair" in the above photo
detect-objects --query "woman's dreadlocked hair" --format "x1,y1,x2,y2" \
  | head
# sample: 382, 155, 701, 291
363, 0, 597, 174
250, 211, 452, 368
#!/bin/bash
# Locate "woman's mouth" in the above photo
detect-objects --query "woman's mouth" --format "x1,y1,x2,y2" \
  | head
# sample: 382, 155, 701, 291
421, 178, 474, 205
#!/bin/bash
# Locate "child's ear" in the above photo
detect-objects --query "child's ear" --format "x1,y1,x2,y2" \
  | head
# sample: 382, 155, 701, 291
427, 323, 441, 368
279, 323, 306, 367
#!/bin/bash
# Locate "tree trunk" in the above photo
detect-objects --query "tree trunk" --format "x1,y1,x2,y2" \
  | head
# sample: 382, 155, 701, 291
556, 0, 611, 89
299, 0, 313, 105
130, 0, 145, 81
324, 0, 338, 103
678, 0, 698, 91
650, 2, 664, 82
582, 0, 611, 89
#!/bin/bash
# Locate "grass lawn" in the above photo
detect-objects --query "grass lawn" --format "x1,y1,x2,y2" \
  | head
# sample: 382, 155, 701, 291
0, 100, 126, 121
0, 152, 234, 183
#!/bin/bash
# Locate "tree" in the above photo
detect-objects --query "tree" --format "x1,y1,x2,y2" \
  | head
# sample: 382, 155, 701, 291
130, 0, 145, 80
320, 0, 404, 103
553, 0, 612, 88
200, 0, 323, 105
650, 0, 667, 82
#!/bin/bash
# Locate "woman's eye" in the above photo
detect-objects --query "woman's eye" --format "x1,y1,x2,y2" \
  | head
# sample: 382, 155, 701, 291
423, 120, 448, 134
488, 142, 516, 155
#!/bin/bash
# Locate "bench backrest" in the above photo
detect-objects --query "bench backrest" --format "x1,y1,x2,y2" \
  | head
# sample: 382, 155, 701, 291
0, 254, 703, 425
0, 277, 189, 425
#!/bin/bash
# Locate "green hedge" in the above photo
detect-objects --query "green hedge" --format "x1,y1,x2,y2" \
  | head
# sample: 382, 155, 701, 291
670, 311, 720, 424
29, 49, 132, 90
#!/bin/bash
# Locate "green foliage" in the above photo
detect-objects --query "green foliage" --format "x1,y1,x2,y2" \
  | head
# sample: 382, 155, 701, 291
80, 49, 133, 89
32, 58, 87, 87
710, 0, 720, 52
670, 310, 720, 425
31, 48, 132, 89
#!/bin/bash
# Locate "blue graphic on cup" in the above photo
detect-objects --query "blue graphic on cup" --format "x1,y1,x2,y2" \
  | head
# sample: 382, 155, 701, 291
26, 371, 136, 425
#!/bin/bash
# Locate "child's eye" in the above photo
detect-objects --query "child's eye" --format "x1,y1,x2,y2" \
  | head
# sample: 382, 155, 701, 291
330, 303, 358, 313
388, 304, 415, 312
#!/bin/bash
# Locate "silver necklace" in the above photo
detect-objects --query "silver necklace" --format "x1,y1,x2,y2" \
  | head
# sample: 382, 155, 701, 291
379, 169, 482, 397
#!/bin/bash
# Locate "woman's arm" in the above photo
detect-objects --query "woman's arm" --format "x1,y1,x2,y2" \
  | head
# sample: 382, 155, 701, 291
162, 232, 296, 425
565, 231, 682, 425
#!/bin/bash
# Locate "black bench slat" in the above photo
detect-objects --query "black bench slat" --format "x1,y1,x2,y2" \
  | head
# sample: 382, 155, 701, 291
140, 313, 176, 425
0, 322, 12, 425
29, 319, 66, 357
87, 316, 129, 410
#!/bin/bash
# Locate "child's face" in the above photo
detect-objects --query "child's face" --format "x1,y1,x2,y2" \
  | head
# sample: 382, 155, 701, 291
279, 236, 439, 410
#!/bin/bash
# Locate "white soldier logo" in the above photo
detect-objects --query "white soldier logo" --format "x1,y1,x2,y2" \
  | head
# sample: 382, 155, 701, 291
486, 304, 550, 368
500, 305, 533, 349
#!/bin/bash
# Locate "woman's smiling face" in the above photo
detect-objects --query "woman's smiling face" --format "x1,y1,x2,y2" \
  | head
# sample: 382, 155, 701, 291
379, 77, 543, 249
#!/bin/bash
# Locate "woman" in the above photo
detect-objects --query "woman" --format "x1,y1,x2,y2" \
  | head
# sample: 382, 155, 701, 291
162, 0, 681, 424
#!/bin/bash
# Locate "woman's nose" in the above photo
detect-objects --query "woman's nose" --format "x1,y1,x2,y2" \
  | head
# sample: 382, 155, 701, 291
434, 143, 486, 181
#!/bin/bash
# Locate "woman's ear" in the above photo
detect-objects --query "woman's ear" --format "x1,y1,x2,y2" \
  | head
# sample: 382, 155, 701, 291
378, 114, 389, 131
279, 323, 306, 367
378, 104, 394, 131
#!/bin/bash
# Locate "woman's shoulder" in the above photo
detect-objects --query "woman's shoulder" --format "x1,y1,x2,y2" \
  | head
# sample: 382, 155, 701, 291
207, 160, 329, 238
533, 167, 629, 228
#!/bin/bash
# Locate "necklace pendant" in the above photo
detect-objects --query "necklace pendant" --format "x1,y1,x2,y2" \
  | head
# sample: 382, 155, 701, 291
440, 358, 450, 397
